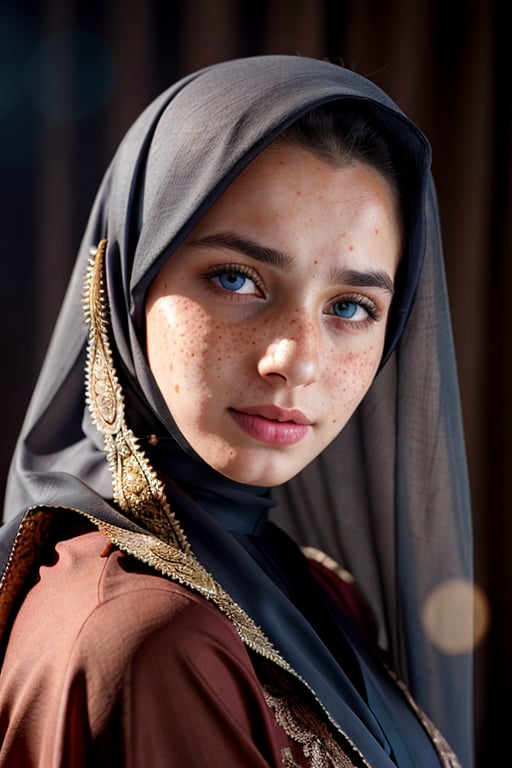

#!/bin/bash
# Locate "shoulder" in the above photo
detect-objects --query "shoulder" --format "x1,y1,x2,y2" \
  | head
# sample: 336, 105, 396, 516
0, 527, 296, 765
58, 528, 249, 669
3, 524, 252, 688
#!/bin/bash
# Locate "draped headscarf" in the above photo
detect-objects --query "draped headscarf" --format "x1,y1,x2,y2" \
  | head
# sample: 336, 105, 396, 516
1, 55, 473, 767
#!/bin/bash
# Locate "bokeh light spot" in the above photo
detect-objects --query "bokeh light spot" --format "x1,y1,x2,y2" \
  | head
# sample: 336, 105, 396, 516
421, 578, 490, 654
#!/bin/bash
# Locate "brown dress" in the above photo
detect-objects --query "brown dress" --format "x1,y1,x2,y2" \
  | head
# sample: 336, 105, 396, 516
0, 523, 337, 767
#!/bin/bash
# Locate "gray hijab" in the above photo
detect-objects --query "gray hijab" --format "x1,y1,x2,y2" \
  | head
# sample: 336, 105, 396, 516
2, 56, 473, 766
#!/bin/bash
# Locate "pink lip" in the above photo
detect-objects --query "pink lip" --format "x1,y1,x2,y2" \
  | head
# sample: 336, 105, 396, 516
230, 405, 312, 446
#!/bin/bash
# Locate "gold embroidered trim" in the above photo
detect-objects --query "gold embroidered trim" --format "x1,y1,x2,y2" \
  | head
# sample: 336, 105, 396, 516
0, 508, 56, 638
260, 661, 358, 768
280, 747, 303, 768
83, 240, 189, 551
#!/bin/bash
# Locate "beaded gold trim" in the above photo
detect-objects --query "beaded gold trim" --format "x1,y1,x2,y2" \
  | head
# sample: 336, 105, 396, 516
83, 240, 189, 551
260, 660, 357, 768
280, 748, 303, 768
0, 507, 56, 639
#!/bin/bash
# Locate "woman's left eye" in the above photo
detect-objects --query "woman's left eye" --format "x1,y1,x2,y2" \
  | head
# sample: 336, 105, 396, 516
210, 268, 259, 295
330, 296, 378, 322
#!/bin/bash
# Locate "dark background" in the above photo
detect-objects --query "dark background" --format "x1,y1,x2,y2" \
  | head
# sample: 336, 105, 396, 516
0, 1, 506, 764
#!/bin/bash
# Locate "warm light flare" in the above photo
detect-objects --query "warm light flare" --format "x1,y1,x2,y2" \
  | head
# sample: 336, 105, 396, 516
421, 579, 490, 654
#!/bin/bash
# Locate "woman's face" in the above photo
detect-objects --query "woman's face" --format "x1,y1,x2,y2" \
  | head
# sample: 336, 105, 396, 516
146, 142, 401, 486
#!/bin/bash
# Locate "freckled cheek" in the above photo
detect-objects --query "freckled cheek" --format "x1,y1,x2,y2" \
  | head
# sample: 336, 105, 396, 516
149, 301, 248, 391
148, 301, 210, 377
324, 346, 381, 414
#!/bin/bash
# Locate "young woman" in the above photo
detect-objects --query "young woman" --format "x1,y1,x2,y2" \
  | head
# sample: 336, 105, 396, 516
0, 55, 473, 767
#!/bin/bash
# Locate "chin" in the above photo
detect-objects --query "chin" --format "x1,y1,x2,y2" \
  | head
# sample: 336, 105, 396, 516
215, 457, 306, 488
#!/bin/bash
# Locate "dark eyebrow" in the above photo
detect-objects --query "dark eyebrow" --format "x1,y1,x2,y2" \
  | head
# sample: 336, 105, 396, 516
190, 232, 293, 269
332, 268, 395, 296
192, 231, 394, 296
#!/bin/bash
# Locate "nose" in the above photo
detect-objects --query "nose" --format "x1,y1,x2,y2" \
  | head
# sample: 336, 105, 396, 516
257, 320, 319, 388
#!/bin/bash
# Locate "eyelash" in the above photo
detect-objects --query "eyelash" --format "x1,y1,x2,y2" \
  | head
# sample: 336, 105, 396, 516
202, 264, 381, 323
202, 263, 264, 295
332, 293, 380, 323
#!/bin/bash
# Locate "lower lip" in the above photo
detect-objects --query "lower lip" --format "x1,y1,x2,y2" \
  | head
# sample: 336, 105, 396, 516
230, 410, 310, 446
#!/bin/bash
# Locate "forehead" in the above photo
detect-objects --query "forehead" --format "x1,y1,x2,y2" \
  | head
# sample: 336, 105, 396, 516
144, 143, 402, 299
191, 142, 402, 254
208, 140, 394, 203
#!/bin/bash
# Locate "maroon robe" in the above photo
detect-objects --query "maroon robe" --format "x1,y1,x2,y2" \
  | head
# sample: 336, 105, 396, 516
0, 524, 330, 767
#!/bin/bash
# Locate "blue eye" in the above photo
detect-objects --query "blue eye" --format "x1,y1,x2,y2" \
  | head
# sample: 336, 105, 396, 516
333, 300, 359, 319
217, 271, 247, 291
211, 268, 259, 294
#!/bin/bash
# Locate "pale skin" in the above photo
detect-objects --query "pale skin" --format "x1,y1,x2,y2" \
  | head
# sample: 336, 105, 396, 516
145, 141, 401, 487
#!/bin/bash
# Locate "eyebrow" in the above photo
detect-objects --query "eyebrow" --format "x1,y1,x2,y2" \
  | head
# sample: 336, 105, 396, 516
333, 268, 395, 295
191, 232, 293, 269
192, 231, 394, 295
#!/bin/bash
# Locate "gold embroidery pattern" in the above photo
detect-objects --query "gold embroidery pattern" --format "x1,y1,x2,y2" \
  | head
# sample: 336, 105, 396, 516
260, 661, 360, 768
83, 240, 189, 552
280, 747, 303, 768
0, 508, 55, 638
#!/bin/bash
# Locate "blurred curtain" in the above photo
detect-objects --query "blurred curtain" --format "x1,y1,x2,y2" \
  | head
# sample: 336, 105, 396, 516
0, 1, 504, 765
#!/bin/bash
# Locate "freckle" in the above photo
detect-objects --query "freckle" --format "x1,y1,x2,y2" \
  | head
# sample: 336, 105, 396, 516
374, 228, 379, 234
174, 384, 180, 393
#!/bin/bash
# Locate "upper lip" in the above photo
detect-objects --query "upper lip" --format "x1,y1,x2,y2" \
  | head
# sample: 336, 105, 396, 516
234, 404, 312, 425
